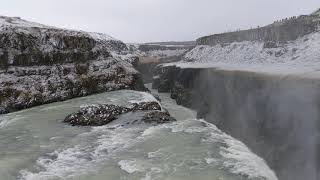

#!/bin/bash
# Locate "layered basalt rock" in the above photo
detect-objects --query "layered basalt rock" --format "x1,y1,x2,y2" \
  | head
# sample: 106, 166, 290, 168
0, 16, 146, 114
64, 101, 175, 126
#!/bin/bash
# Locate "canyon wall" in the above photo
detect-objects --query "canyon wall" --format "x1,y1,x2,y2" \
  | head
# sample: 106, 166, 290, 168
131, 42, 194, 83
153, 65, 320, 180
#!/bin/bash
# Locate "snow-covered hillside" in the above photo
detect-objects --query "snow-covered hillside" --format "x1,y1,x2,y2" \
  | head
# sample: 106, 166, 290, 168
173, 31, 320, 77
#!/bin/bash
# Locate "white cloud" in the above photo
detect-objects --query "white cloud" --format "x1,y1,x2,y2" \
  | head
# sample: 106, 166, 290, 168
0, 0, 320, 42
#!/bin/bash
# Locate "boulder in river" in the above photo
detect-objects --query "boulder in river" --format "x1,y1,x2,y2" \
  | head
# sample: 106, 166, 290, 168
130, 101, 161, 111
64, 104, 131, 126
64, 101, 173, 126
142, 111, 176, 124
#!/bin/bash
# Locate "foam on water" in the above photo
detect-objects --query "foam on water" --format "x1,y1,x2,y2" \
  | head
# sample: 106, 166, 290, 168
0, 114, 24, 128
128, 91, 160, 104
19, 118, 277, 180
19, 125, 145, 180
0, 116, 10, 128
142, 119, 278, 180
201, 120, 278, 180
118, 160, 146, 174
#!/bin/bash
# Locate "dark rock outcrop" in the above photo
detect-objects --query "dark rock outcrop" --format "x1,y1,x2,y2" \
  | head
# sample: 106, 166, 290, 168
130, 101, 161, 111
64, 101, 172, 126
64, 104, 130, 126
142, 111, 176, 124
0, 16, 146, 114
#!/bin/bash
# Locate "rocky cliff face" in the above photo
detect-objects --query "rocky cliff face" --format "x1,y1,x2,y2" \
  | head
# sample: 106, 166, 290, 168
0, 16, 146, 114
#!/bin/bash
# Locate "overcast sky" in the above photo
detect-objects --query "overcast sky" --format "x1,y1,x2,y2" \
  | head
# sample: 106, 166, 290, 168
1, 0, 320, 43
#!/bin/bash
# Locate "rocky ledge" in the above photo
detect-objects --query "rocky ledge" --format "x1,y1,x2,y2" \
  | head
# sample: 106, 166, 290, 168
64, 101, 176, 126
0, 16, 146, 114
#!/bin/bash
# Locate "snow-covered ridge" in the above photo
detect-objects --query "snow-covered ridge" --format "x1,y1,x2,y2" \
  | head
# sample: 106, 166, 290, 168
312, 9, 320, 16
0, 15, 116, 42
0, 15, 131, 67
0, 16, 53, 29
87, 32, 116, 42
177, 32, 320, 76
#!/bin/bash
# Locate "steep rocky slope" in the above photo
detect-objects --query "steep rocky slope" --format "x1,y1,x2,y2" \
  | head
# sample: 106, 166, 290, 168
0, 16, 145, 114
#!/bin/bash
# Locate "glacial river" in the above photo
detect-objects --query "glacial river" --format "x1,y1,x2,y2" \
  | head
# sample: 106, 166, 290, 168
0, 84, 277, 180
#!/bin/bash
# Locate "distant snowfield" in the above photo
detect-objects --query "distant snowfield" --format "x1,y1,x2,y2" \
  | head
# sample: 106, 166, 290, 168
146, 49, 188, 58
166, 32, 320, 78
128, 43, 190, 59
